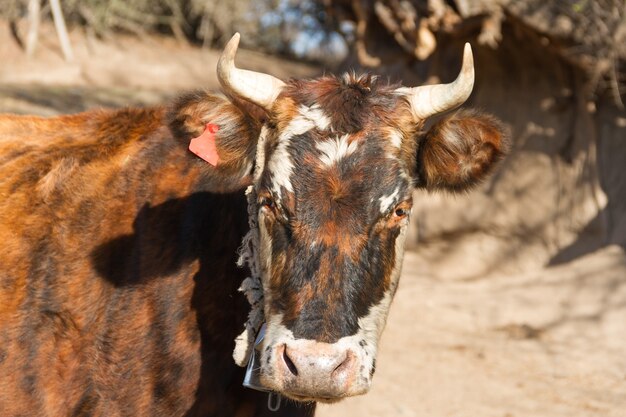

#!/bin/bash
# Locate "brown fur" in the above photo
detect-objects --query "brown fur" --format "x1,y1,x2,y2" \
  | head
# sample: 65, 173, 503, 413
0, 96, 313, 417
416, 110, 509, 191
0, 71, 508, 414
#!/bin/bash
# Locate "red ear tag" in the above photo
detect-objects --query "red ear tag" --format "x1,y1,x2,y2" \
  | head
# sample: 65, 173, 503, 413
189, 123, 220, 166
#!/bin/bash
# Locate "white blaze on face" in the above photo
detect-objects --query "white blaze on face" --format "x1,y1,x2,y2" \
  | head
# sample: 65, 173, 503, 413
267, 105, 331, 197
378, 186, 399, 214
267, 141, 296, 196
316, 134, 359, 167
300, 104, 331, 131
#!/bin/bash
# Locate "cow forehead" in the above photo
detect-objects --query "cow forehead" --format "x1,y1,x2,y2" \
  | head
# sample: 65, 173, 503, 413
262, 127, 411, 212
271, 74, 407, 135
259, 74, 416, 203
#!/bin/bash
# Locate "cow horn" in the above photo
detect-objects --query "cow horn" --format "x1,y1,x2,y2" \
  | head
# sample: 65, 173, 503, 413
398, 43, 475, 120
217, 33, 286, 111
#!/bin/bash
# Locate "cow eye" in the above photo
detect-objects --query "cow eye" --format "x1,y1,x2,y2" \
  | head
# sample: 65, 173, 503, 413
390, 201, 412, 222
394, 207, 408, 218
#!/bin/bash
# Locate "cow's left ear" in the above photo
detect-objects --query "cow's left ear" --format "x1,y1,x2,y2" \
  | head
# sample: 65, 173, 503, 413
415, 110, 509, 192
168, 91, 262, 192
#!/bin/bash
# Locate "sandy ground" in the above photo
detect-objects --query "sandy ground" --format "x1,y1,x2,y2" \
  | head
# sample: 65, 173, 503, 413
1, 22, 624, 417
319, 246, 626, 417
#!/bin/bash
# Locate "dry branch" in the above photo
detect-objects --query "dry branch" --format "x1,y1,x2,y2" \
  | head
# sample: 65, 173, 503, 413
324, 0, 626, 104
25, 0, 41, 56
49, 0, 74, 61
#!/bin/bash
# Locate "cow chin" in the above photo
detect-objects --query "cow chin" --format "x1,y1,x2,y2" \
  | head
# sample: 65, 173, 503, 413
258, 316, 378, 403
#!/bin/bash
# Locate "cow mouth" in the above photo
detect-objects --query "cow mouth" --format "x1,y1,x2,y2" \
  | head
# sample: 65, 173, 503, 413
261, 375, 355, 404
262, 372, 370, 404
280, 391, 346, 404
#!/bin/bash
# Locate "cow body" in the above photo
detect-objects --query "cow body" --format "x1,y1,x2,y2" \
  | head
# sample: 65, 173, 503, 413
0, 107, 312, 416
0, 34, 507, 417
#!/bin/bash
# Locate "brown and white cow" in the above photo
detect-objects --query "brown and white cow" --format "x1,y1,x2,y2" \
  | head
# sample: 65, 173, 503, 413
0, 34, 506, 416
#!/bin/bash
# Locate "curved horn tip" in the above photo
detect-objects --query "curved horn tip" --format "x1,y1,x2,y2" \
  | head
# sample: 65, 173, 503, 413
398, 42, 476, 120
463, 42, 472, 58
462, 42, 474, 73
216, 32, 286, 111
217, 33, 241, 87
222, 33, 241, 61
228, 33, 241, 48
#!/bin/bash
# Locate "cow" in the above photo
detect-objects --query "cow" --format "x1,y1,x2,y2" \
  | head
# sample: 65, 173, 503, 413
0, 33, 507, 417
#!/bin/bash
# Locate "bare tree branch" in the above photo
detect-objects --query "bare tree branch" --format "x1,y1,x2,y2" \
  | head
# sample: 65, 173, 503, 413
26, 0, 41, 57
49, 0, 74, 62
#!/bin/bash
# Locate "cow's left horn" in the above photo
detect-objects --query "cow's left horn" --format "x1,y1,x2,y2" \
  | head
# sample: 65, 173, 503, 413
397, 43, 475, 120
217, 33, 286, 111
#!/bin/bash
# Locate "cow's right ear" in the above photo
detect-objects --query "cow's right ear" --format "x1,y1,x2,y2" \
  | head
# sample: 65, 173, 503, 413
168, 91, 261, 192
415, 110, 509, 192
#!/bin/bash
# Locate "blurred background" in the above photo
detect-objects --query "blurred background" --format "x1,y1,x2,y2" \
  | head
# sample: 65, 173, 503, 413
1, 1, 625, 416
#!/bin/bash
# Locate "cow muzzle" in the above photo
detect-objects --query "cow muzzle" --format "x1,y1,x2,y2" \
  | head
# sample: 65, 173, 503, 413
261, 339, 371, 402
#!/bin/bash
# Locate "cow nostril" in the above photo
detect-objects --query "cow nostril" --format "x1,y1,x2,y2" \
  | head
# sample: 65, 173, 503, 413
282, 345, 298, 376
332, 350, 353, 376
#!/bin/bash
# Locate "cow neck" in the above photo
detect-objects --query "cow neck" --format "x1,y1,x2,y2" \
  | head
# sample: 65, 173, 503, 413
233, 126, 269, 367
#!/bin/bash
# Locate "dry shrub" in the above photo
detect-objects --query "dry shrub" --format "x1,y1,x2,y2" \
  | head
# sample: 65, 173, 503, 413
1, 0, 261, 47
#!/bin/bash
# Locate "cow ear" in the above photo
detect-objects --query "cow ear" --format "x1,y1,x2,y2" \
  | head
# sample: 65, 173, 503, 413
168, 91, 261, 192
415, 110, 509, 192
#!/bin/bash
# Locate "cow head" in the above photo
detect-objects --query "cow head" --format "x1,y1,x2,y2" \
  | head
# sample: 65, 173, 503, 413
175, 34, 506, 402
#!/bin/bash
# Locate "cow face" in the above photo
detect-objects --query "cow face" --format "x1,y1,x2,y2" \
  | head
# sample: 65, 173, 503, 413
253, 76, 416, 401
180, 34, 507, 402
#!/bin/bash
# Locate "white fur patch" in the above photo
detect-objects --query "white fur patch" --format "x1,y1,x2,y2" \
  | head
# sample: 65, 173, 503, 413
279, 112, 315, 142
388, 129, 403, 149
316, 134, 358, 167
267, 142, 295, 196
278, 104, 330, 143
253, 126, 270, 182
267, 105, 331, 196
300, 104, 331, 131
378, 187, 399, 213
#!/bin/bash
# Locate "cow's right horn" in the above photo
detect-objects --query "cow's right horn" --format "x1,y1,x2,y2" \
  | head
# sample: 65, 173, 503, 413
217, 33, 285, 111
396, 43, 475, 120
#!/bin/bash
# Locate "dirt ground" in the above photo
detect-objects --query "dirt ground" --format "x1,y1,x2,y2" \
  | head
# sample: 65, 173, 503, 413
1, 22, 624, 417
319, 245, 626, 417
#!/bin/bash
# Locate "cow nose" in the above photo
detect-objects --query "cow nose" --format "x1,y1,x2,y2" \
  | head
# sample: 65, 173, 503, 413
276, 343, 359, 398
